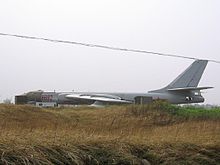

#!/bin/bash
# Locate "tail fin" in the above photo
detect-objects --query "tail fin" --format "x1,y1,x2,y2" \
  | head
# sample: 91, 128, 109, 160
150, 60, 209, 93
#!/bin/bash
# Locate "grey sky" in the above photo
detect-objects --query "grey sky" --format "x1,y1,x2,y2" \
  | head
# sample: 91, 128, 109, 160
0, 0, 219, 104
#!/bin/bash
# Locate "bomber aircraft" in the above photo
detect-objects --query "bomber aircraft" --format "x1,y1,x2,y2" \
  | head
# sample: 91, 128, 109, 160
15, 60, 213, 106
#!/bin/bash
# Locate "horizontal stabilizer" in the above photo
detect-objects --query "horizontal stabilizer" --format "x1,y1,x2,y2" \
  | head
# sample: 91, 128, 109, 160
167, 86, 213, 92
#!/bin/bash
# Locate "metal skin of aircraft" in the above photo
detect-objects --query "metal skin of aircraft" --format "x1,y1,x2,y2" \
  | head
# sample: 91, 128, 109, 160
15, 60, 213, 106
65, 60, 213, 106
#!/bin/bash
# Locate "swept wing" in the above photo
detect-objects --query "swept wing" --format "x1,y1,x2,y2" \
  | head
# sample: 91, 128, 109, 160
66, 94, 132, 104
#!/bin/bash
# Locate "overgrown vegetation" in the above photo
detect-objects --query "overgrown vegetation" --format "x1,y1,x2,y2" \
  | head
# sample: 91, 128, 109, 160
0, 102, 219, 164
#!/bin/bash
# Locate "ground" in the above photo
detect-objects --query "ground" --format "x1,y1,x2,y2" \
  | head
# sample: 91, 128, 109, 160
0, 102, 220, 164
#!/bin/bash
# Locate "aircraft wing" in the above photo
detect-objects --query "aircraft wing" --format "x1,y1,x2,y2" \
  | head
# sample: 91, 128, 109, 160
167, 86, 213, 92
65, 94, 132, 104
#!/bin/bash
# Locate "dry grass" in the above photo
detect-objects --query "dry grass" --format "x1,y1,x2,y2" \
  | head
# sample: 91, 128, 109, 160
0, 103, 220, 164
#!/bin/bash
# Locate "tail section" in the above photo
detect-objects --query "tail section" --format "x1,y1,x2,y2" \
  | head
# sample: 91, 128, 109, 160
150, 60, 210, 93
167, 60, 208, 88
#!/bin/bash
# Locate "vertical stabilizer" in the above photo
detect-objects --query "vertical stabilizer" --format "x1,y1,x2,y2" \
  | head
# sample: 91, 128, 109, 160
150, 60, 208, 93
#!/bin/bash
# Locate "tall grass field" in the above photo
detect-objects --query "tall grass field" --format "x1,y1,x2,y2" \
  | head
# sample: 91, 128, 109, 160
0, 102, 219, 164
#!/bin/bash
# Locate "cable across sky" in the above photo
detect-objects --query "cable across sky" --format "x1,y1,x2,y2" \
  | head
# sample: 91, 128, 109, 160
0, 32, 219, 64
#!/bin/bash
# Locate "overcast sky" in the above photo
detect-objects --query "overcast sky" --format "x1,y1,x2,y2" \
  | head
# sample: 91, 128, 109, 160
0, 0, 219, 104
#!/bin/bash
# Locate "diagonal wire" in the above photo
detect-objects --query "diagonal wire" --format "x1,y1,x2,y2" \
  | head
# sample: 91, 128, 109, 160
0, 32, 220, 63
